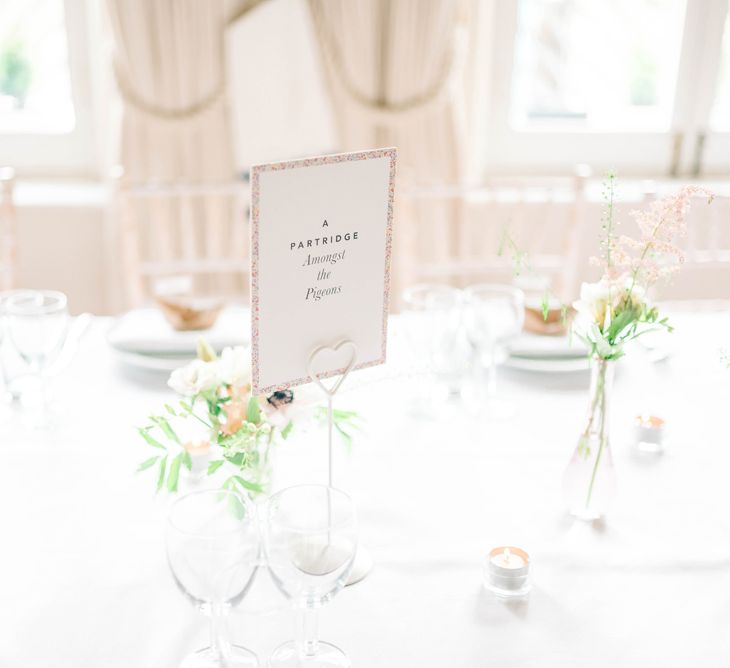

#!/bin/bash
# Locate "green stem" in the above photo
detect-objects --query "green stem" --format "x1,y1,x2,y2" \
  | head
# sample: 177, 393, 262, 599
190, 411, 212, 429
585, 360, 608, 510
581, 358, 604, 439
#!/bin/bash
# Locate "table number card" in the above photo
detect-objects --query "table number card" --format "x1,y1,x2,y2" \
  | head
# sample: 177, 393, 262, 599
251, 147, 397, 394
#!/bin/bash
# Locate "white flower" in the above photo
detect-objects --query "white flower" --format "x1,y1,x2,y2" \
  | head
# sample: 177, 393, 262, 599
262, 383, 320, 429
573, 281, 612, 327
589, 322, 620, 358
168, 359, 219, 396
217, 346, 251, 388
573, 279, 648, 331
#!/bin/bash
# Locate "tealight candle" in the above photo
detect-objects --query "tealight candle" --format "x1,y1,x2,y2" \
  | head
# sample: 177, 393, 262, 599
184, 440, 211, 479
483, 546, 531, 597
634, 415, 665, 453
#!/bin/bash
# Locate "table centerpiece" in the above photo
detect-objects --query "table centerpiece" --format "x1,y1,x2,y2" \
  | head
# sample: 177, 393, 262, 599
136, 340, 360, 498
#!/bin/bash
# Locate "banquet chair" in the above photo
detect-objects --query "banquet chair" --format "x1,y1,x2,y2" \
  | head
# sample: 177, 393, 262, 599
0, 167, 17, 291
112, 173, 250, 308
397, 166, 591, 303
642, 183, 730, 302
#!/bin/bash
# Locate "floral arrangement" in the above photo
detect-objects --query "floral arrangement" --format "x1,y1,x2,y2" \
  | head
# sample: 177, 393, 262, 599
562, 176, 714, 519
572, 175, 714, 360
137, 340, 360, 497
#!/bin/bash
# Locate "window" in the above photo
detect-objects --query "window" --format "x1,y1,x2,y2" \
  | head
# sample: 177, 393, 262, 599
0, 0, 75, 134
710, 9, 730, 132
511, 0, 686, 132
0, 0, 99, 177
485, 0, 730, 176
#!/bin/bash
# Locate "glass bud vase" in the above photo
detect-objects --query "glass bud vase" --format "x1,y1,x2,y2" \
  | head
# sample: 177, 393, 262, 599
248, 434, 276, 498
562, 356, 617, 520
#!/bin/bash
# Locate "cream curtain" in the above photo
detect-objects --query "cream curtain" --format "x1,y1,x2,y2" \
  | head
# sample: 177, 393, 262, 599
308, 0, 475, 302
106, 0, 260, 308
107, 0, 249, 181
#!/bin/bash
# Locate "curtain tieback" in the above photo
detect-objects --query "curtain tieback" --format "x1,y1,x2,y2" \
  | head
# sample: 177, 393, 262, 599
114, 66, 226, 121
325, 36, 467, 126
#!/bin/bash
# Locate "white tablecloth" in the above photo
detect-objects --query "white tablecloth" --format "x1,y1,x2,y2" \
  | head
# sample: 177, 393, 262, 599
2, 309, 730, 667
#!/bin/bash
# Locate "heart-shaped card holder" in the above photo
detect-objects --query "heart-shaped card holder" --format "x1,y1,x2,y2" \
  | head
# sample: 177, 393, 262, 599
306, 339, 358, 401
306, 339, 358, 489
305, 339, 372, 585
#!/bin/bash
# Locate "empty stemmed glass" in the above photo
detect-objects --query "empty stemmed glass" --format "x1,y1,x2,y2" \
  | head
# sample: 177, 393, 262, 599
166, 489, 260, 668
463, 284, 525, 418
4, 290, 68, 423
401, 284, 468, 412
264, 485, 357, 668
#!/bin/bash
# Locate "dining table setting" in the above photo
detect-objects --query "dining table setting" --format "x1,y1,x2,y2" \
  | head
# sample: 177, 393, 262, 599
1, 151, 729, 668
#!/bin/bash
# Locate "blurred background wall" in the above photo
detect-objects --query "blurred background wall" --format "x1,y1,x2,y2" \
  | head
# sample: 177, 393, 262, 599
2, 0, 729, 314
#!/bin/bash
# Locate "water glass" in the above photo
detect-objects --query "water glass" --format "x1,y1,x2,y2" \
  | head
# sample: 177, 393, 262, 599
401, 284, 468, 410
264, 485, 357, 668
463, 284, 525, 416
167, 489, 260, 668
4, 290, 68, 421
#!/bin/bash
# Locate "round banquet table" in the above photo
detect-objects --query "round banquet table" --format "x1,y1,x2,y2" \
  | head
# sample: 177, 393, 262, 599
1, 306, 730, 668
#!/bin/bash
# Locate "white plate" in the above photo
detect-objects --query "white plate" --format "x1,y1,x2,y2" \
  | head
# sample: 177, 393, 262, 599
110, 348, 195, 373
107, 307, 250, 356
508, 333, 587, 360
504, 354, 591, 374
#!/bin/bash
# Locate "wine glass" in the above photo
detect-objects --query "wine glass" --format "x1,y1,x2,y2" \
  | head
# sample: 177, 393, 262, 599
4, 290, 68, 422
462, 284, 525, 418
401, 284, 468, 412
264, 485, 357, 668
166, 489, 261, 668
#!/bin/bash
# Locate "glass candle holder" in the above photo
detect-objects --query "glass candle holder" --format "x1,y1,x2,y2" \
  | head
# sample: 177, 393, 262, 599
483, 546, 531, 598
634, 415, 665, 453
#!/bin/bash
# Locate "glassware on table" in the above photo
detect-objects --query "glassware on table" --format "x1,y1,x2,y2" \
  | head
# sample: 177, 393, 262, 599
4, 290, 68, 423
401, 284, 468, 413
166, 489, 260, 668
264, 485, 357, 668
562, 356, 617, 520
462, 284, 525, 418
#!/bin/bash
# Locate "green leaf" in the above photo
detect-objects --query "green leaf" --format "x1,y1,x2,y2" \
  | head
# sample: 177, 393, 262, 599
137, 456, 159, 472
164, 403, 177, 416
182, 450, 193, 471
156, 457, 168, 493
138, 427, 167, 450
332, 409, 359, 419
150, 416, 180, 444
540, 293, 550, 321
246, 396, 261, 424
207, 459, 226, 475
219, 429, 252, 450
167, 454, 182, 492
334, 422, 353, 449
179, 400, 193, 413
280, 420, 294, 440
233, 475, 264, 494
225, 451, 246, 467
227, 492, 247, 519
606, 308, 635, 341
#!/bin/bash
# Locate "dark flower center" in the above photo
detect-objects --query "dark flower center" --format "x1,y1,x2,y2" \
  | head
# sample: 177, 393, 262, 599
267, 389, 294, 408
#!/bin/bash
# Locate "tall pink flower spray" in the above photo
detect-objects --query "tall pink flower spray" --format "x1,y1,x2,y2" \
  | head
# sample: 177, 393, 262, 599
573, 175, 714, 360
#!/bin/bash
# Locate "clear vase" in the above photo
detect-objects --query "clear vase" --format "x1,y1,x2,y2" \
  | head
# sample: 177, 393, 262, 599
248, 434, 276, 498
562, 356, 617, 520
